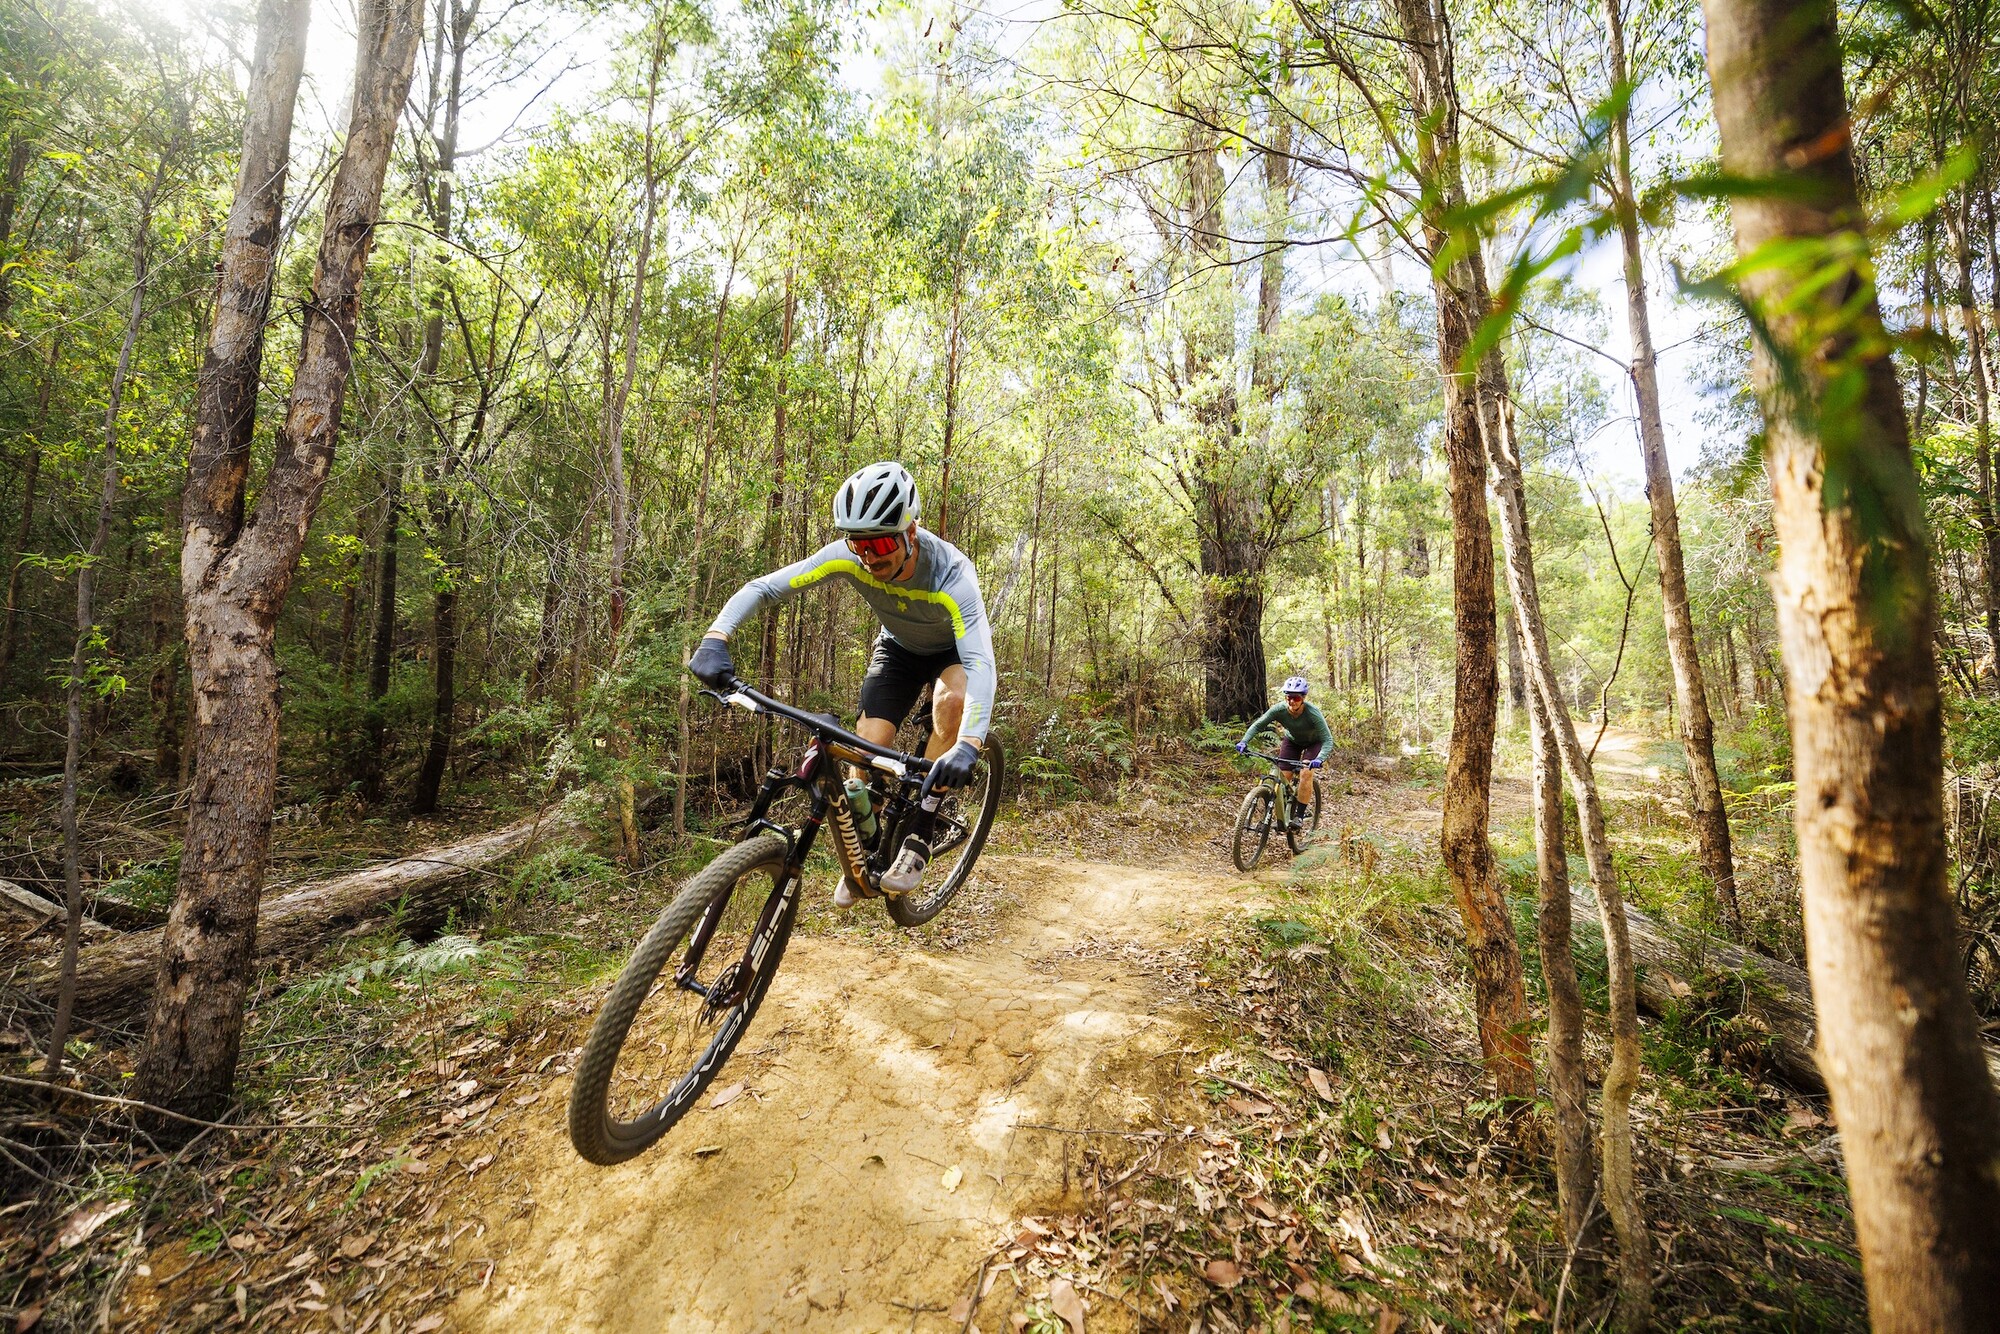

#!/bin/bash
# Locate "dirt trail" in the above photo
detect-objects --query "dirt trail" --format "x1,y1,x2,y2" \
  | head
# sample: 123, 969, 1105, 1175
447, 854, 1250, 1332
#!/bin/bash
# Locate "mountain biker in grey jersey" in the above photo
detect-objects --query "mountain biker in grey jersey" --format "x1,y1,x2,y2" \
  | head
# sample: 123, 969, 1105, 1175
689, 462, 996, 904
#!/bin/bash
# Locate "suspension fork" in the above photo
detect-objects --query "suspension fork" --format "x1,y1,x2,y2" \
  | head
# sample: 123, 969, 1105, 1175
675, 783, 825, 1005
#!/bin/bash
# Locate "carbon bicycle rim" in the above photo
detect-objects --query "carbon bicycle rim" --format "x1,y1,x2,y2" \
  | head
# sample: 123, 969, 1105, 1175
1233, 786, 1272, 872
568, 835, 794, 1165
887, 740, 1005, 928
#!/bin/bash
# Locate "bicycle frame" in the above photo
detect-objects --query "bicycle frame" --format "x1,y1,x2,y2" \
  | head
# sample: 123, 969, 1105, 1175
674, 683, 937, 1008
1250, 751, 1316, 794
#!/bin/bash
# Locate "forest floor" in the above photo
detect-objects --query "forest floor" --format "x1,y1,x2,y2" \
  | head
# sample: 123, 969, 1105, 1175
8, 734, 1867, 1331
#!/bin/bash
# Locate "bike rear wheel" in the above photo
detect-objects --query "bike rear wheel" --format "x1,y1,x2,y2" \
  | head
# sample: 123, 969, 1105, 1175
569, 835, 794, 1165
1285, 782, 1323, 855
886, 739, 1005, 927
1233, 786, 1273, 872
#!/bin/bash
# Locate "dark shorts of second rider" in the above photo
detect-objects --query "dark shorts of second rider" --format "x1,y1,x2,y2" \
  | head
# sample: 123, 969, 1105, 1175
858, 634, 961, 731
1277, 739, 1324, 765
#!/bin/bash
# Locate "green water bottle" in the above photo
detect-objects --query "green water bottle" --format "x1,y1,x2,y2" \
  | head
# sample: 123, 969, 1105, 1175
843, 777, 878, 838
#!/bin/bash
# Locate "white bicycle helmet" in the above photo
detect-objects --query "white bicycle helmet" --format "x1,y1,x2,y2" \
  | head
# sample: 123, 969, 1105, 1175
833, 462, 921, 535
1282, 675, 1310, 696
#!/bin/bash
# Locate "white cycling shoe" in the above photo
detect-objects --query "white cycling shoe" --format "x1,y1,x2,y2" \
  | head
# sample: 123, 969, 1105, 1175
879, 836, 932, 896
834, 875, 863, 908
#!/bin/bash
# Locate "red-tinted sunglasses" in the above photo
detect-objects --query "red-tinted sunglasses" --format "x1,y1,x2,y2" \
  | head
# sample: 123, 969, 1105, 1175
846, 533, 903, 559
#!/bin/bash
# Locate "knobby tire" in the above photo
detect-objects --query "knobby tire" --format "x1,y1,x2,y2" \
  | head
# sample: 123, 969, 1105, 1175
1233, 787, 1272, 872
569, 834, 794, 1165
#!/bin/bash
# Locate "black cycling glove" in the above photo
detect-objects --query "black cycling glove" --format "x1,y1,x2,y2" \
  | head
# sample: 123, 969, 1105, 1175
921, 740, 980, 797
689, 636, 737, 688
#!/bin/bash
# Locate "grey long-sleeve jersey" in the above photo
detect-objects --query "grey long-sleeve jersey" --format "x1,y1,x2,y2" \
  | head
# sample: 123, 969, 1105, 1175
707, 528, 998, 743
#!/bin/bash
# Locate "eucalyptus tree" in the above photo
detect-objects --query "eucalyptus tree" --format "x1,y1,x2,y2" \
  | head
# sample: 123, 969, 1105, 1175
1701, 0, 2000, 1319
136, 0, 423, 1122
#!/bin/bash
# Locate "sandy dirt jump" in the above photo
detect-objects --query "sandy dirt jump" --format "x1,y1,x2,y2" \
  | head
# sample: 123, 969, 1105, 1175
448, 853, 1241, 1332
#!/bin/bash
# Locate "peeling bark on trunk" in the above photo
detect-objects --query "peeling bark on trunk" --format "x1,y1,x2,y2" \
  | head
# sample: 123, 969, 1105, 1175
135, 0, 420, 1124
1387, 0, 1536, 1105
1701, 0, 2000, 1320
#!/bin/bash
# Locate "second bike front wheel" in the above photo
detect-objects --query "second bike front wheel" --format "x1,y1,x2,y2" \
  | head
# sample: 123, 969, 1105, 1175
886, 739, 1005, 928
1233, 786, 1272, 872
569, 834, 795, 1165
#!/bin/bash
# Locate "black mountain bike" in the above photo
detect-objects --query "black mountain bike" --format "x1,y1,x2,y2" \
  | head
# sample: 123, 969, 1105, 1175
568, 680, 1005, 1165
1231, 752, 1322, 872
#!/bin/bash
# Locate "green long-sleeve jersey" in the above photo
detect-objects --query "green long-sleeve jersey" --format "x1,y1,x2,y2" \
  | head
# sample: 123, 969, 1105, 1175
1240, 700, 1331, 751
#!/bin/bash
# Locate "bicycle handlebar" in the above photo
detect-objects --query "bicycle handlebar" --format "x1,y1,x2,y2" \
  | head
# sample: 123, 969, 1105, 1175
707, 680, 933, 779
1252, 751, 1323, 771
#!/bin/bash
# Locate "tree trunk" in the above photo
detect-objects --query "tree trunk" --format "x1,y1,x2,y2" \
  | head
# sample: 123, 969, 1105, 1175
1252, 110, 1291, 397
759, 260, 796, 770
1501, 582, 1527, 716
1604, 0, 1740, 933
935, 268, 963, 541
335, 510, 363, 684
598, 27, 669, 861
1701, 0, 2000, 1321
1528, 641, 1595, 1246
0, 328, 62, 680
1387, 0, 1536, 1104
671, 235, 737, 836
412, 566, 456, 814
0, 131, 34, 326
360, 460, 401, 801
1181, 115, 1266, 723
0, 416, 41, 681
150, 595, 182, 782
1947, 198, 2000, 673
409, 0, 474, 818
1484, 363, 1652, 1320
527, 539, 563, 701
135, 0, 419, 1124
50, 157, 164, 1077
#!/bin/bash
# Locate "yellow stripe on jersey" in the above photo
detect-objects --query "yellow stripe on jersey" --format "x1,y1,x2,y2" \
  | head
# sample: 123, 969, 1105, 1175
787, 559, 969, 638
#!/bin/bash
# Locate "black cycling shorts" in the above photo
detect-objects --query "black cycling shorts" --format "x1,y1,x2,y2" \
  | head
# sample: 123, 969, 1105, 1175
858, 635, 961, 729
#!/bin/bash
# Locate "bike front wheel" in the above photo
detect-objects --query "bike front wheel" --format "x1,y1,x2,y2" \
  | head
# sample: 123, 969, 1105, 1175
886, 739, 1005, 928
569, 834, 795, 1165
1233, 786, 1273, 872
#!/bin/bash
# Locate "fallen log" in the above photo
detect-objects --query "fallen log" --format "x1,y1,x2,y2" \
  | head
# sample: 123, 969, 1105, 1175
1573, 887, 2000, 1094
1, 878, 114, 941
7, 806, 588, 1016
